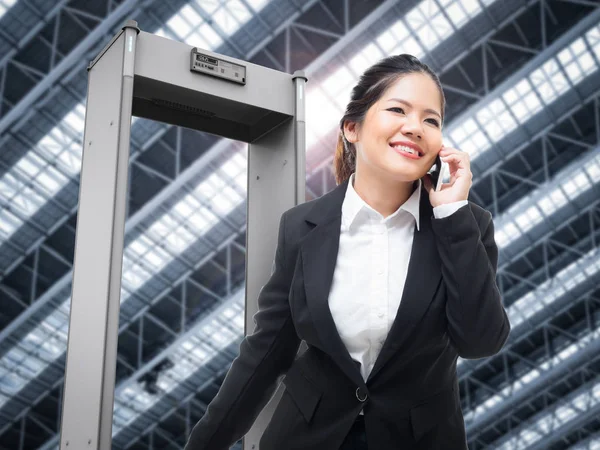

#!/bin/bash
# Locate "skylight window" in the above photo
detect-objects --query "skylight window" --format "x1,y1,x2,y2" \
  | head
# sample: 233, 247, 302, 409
559, 37, 597, 84
491, 153, 600, 250
376, 30, 397, 53
233, 170, 247, 192
586, 158, 600, 182
16, 153, 45, 178
181, 5, 203, 27
306, 87, 342, 138
406, 1, 454, 50
227, 0, 252, 23
212, 5, 241, 35
245, 0, 269, 10
174, 195, 199, 219
444, 1, 468, 28
0, 213, 19, 240
127, 235, 153, 258
389, 20, 411, 42
5, 174, 45, 216
449, 118, 490, 158
212, 186, 242, 215
220, 152, 246, 179
187, 208, 217, 233
396, 30, 424, 58
63, 105, 86, 132
587, 25, 600, 60
167, 14, 193, 39
322, 67, 354, 97
476, 98, 517, 142
561, 171, 591, 199
198, 23, 224, 48
494, 377, 600, 449
164, 225, 197, 253
361, 42, 385, 65
349, 53, 371, 77
122, 259, 153, 290
429, 11, 453, 42
197, 0, 220, 14
0, 0, 16, 18
529, 60, 567, 107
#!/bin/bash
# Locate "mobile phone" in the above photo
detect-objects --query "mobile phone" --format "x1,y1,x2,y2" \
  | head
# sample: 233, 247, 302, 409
427, 154, 449, 191
436, 159, 449, 192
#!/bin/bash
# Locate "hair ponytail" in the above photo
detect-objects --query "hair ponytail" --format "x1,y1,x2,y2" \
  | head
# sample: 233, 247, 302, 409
333, 130, 356, 186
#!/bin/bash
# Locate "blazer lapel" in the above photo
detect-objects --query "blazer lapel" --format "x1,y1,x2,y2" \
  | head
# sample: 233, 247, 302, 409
300, 180, 366, 390
299, 179, 442, 389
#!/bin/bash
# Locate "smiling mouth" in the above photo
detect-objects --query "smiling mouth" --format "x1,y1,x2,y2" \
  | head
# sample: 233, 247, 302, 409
390, 144, 423, 158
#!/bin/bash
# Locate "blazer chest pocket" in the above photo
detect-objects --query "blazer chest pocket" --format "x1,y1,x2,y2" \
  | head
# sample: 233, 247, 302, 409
282, 366, 323, 423
409, 385, 458, 442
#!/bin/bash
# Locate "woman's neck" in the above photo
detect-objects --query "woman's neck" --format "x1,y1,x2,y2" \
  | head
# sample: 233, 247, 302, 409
352, 171, 417, 219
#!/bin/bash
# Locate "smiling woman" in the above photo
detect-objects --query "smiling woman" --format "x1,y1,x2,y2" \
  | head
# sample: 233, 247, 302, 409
333, 54, 447, 218
183, 53, 509, 450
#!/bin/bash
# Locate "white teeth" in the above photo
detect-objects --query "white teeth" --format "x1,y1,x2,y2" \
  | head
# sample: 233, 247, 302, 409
393, 145, 419, 156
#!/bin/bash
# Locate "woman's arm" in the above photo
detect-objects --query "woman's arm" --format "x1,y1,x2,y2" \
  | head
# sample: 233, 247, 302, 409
431, 204, 511, 359
184, 211, 300, 450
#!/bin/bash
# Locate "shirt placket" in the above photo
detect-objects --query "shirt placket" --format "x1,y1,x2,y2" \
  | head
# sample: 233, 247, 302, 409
369, 218, 389, 372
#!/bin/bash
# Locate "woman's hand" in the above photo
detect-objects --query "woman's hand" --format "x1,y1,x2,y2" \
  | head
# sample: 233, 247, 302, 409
422, 146, 472, 208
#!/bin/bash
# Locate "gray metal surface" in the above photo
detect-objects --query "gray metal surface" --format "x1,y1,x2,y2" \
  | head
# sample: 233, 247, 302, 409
132, 31, 293, 141
59, 23, 138, 450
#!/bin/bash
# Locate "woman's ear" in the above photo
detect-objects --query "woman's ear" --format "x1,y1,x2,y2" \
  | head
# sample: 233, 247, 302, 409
343, 120, 359, 144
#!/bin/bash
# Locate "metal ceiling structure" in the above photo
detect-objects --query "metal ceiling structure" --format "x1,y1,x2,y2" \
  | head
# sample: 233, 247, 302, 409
0, 0, 599, 449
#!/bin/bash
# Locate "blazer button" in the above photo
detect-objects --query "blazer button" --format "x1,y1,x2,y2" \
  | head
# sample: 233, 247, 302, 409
356, 387, 368, 402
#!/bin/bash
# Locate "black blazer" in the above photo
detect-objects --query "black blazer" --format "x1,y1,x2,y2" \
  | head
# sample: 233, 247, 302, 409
184, 178, 511, 450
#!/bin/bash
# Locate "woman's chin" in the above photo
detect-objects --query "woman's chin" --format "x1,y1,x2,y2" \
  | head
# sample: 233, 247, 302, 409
381, 164, 423, 182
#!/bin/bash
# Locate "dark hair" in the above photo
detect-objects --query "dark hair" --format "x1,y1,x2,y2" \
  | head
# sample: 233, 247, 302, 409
333, 54, 445, 185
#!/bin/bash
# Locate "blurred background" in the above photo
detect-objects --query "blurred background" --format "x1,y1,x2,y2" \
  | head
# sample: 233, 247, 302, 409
0, 0, 599, 448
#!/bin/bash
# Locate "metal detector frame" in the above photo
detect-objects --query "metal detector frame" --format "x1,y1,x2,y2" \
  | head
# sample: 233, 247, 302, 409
59, 20, 306, 450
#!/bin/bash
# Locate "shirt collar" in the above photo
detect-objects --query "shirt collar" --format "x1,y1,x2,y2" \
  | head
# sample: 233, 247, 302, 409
342, 172, 421, 232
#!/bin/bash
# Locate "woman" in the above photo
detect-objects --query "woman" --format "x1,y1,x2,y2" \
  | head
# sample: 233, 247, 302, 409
184, 54, 511, 450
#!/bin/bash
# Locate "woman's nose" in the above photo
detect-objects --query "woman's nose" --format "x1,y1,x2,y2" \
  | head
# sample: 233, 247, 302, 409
400, 118, 423, 140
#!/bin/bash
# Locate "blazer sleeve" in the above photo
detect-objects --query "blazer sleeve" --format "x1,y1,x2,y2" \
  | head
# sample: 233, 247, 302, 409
430, 203, 511, 359
184, 211, 301, 449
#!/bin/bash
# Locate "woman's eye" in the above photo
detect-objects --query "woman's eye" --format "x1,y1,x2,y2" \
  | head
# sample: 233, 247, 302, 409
389, 108, 440, 127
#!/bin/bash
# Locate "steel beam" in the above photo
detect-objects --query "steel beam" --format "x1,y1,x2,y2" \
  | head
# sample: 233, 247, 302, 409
0, 0, 150, 138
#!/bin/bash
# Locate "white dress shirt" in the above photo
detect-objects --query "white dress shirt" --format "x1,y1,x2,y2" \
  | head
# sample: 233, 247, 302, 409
327, 172, 468, 414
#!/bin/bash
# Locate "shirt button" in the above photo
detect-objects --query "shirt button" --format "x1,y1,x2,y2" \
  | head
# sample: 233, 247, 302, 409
378, 268, 384, 275
377, 312, 384, 318
356, 387, 368, 402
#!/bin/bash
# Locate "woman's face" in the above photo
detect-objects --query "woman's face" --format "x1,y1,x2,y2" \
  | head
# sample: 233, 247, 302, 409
344, 72, 443, 183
